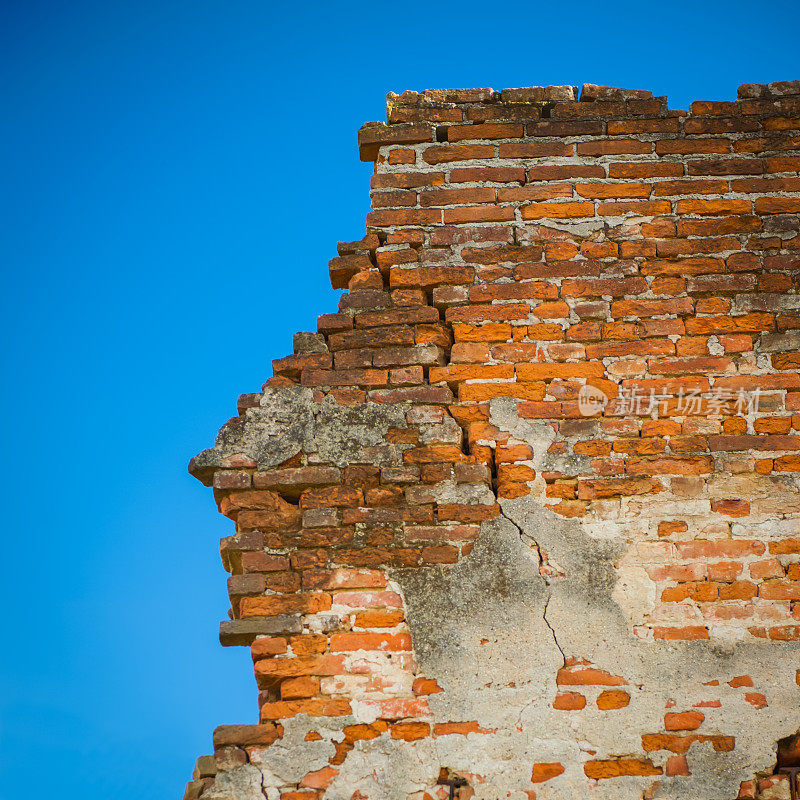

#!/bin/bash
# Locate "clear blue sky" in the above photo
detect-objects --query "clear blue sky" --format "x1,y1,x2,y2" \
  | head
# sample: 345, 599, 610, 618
0, 1, 797, 797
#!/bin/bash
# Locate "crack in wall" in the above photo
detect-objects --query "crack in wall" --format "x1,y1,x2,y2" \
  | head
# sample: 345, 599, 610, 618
498, 505, 567, 665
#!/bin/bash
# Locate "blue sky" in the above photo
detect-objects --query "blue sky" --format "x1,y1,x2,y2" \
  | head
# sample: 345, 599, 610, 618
0, 0, 797, 797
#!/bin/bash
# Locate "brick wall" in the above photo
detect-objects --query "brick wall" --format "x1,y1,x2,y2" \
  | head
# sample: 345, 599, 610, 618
184, 81, 800, 800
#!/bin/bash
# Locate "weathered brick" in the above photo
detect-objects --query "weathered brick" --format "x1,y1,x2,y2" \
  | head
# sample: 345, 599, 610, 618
521, 201, 595, 220
447, 122, 524, 141
422, 144, 495, 164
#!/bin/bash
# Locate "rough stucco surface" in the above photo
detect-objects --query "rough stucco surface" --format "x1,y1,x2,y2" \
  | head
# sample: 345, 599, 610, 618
183, 82, 800, 800
192, 388, 412, 474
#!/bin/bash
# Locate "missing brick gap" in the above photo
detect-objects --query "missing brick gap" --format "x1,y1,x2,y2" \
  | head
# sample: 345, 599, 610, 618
488, 450, 499, 493
540, 102, 555, 119
437, 768, 469, 800
435, 125, 449, 143
775, 730, 800, 800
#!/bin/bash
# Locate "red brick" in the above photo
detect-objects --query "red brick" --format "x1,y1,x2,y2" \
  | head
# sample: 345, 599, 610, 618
609, 162, 683, 178
528, 164, 605, 181
687, 157, 763, 175
366, 208, 442, 227
422, 144, 495, 164
447, 122, 524, 141
450, 166, 525, 183
443, 206, 515, 223
419, 187, 495, 207
577, 139, 652, 156
499, 141, 574, 158
528, 119, 604, 137
656, 138, 731, 155
653, 178, 728, 196
390, 265, 474, 288
684, 118, 758, 135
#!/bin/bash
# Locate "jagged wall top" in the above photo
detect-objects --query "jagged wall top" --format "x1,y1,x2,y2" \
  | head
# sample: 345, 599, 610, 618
358, 81, 800, 161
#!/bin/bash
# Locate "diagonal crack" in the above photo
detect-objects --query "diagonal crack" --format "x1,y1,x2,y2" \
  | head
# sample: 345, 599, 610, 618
542, 593, 566, 665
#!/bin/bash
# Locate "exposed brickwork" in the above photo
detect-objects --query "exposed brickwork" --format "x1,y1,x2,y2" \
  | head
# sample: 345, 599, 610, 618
184, 80, 800, 800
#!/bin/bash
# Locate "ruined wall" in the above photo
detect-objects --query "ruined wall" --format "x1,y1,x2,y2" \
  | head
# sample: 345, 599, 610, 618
183, 81, 800, 800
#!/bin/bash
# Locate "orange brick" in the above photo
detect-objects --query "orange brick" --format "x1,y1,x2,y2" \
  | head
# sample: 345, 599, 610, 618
577, 477, 662, 499
665, 711, 704, 731
596, 200, 671, 216
597, 690, 631, 710
299, 765, 339, 790
281, 676, 320, 699
354, 610, 405, 628
329, 631, 412, 652
653, 626, 709, 641
676, 198, 752, 215
452, 323, 512, 342
745, 692, 768, 708
433, 720, 494, 735
584, 759, 662, 779
557, 667, 627, 686
390, 722, 430, 741
553, 692, 586, 710
444, 206, 515, 224
412, 677, 443, 696
575, 182, 651, 199
390, 265, 474, 289
666, 755, 690, 777
429, 364, 514, 383
343, 721, 390, 742
251, 637, 289, 658
759, 581, 800, 600
531, 763, 565, 783
609, 162, 683, 178
658, 521, 688, 537
516, 362, 604, 380
240, 593, 332, 617
260, 698, 351, 721
521, 201, 595, 220
711, 499, 750, 517
755, 197, 800, 214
